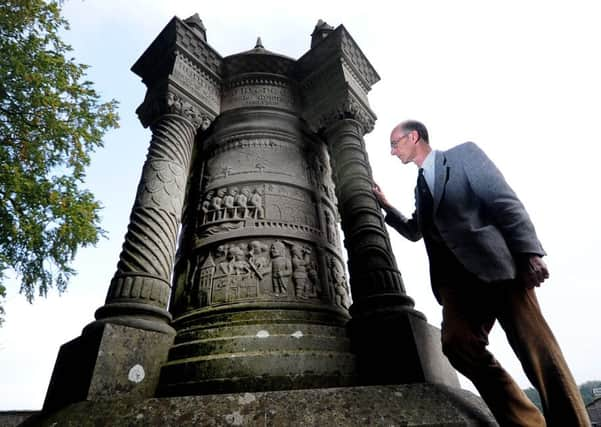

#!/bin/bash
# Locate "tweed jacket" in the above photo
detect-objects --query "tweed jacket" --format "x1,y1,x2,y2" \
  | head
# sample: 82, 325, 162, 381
384, 142, 545, 284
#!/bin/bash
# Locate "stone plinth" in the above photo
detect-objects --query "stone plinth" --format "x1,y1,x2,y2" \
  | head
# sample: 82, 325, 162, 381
25, 384, 497, 426
43, 323, 173, 413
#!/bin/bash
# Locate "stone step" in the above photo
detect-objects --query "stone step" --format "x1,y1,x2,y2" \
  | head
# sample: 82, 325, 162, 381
174, 322, 348, 344
169, 333, 351, 360
160, 350, 357, 384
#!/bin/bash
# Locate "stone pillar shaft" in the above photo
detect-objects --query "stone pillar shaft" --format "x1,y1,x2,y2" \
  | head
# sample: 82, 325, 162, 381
324, 119, 417, 315
94, 113, 196, 334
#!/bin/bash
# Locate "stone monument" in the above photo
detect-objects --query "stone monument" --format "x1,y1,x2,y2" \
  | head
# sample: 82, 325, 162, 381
31, 15, 496, 426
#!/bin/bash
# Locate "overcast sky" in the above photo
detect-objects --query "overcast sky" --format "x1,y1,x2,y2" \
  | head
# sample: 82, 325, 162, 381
1, 0, 600, 410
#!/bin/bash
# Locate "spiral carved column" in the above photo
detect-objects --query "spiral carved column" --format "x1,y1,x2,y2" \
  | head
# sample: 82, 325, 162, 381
323, 118, 419, 317
93, 113, 197, 335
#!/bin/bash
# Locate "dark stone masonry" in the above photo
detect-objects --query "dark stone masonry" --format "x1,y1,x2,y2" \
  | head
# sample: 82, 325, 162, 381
19, 15, 496, 426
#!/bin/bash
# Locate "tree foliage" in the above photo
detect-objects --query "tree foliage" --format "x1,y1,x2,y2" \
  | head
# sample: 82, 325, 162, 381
580, 380, 601, 405
0, 0, 119, 322
524, 380, 601, 411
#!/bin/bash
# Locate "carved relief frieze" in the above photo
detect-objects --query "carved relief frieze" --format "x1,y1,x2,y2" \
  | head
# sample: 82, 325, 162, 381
136, 86, 215, 130
195, 182, 319, 238
264, 183, 318, 228
202, 139, 311, 185
323, 209, 339, 246
171, 53, 221, 112
290, 244, 321, 299
313, 93, 376, 134
198, 185, 265, 230
175, 239, 325, 309
327, 255, 351, 309
166, 91, 213, 130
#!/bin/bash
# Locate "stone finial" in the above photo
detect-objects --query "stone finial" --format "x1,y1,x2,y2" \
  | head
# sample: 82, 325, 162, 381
311, 19, 334, 48
184, 13, 207, 42
255, 37, 264, 49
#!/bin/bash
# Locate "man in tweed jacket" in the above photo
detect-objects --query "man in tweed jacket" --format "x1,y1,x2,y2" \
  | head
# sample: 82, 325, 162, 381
373, 120, 588, 426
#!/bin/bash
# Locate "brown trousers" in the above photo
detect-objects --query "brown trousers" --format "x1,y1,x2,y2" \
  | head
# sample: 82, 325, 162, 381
438, 281, 590, 427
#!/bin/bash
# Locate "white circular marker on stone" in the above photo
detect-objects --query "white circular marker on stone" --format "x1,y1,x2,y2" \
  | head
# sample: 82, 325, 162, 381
291, 330, 303, 339
256, 330, 270, 338
128, 364, 145, 383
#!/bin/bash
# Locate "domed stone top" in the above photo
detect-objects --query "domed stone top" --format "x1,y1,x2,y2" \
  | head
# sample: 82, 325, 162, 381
223, 37, 296, 78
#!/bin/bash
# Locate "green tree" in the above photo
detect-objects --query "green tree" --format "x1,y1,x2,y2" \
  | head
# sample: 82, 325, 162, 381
0, 0, 119, 324
580, 380, 601, 405
524, 380, 601, 410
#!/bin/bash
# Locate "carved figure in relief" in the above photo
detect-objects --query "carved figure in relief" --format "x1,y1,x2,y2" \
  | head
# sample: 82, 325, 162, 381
215, 244, 231, 275
248, 240, 269, 279
307, 258, 320, 298
324, 211, 336, 244
211, 188, 226, 220
236, 187, 250, 218
291, 245, 311, 299
249, 188, 265, 219
329, 257, 350, 309
270, 240, 291, 296
223, 187, 237, 218
201, 190, 214, 223
228, 244, 250, 275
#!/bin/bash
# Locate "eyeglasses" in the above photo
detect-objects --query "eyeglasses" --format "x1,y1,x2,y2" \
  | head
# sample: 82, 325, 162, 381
390, 131, 412, 148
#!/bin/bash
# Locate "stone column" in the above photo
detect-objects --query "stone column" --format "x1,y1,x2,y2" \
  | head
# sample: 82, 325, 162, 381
43, 15, 224, 412
323, 117, 417, 315
299, 23, 458, 387
92, 102, 201, 335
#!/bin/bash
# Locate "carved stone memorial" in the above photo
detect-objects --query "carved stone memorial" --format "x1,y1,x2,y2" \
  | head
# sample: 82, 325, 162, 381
35, 15, 495, 426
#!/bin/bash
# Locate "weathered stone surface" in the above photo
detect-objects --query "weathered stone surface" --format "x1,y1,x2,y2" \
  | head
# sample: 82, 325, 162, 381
26, 384, 497, 427
0, 411, 38, 427
40, 18, 477, 422
43, 323, 173, 413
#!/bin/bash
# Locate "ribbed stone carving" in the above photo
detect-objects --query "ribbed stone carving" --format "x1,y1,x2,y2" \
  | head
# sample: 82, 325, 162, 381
324, 119, 414, 310
95, 114, 197, 331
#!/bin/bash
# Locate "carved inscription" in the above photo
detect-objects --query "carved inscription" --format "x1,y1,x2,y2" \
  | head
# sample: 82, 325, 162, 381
172, 56, 221, 111
222, 84, 297, 111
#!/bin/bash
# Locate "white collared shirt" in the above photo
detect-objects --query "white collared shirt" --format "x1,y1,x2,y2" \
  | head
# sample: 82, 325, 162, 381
420, 150, 437, 195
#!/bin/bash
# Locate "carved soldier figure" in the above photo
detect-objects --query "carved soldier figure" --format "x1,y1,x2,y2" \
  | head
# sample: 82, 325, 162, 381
249, 188, 265, 219
223, 187, 237, 219
236, 187, 250, 218
248, 240, 269, 276
212, 189, 226, 221
330, 257, 350, 309
270, 240, 291, 296
201, 190, 214, 223
291, 245, 311, 299
324, 210, 336, 244
228, 244, 250, 275
215, 244, 231, 275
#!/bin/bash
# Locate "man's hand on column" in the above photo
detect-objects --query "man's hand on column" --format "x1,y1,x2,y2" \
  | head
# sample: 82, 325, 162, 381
373, 183, 391, 210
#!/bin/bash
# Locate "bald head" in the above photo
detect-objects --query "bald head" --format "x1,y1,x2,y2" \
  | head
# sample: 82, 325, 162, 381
392, 120, 429, 144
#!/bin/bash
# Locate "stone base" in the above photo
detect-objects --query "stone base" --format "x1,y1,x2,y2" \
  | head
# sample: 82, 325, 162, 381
349, 308, 459, 387
25, 384, 496, 426
43, 323, 174, 413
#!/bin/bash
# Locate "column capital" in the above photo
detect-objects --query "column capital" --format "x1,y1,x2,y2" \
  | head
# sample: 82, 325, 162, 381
131, 16, 223, 129
296, 25, 379, 135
